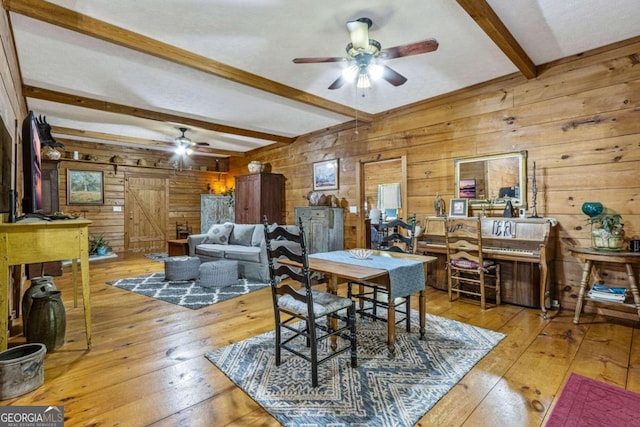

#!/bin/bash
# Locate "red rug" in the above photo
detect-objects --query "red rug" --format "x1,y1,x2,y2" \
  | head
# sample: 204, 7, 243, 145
546, 373, 640, 426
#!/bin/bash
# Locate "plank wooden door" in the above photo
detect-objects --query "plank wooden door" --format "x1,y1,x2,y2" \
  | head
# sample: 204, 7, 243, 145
124, 174, 169, 252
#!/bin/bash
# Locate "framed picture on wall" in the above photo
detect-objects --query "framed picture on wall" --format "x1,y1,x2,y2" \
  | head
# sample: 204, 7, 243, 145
313, 159, 339, 190
458, 178, 476, 198
450, 198, 468, 217
67, 169, 104, 205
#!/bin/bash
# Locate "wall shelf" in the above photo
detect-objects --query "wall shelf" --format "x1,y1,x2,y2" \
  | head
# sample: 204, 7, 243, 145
57, 158, 228, 174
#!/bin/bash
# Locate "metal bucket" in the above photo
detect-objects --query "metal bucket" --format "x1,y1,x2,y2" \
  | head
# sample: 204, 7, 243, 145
0, 343, 46, 400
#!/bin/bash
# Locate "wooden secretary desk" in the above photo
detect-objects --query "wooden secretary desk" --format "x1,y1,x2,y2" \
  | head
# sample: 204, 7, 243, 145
417, 216, 557, 317
0, 219, 93, 351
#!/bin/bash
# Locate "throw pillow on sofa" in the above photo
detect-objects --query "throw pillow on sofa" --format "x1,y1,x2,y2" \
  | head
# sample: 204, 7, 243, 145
229, 224, 256, 246
204, 223, 233, 244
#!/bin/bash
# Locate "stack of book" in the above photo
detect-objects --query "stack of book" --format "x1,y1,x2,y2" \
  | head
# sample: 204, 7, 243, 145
587, 283, 627, 303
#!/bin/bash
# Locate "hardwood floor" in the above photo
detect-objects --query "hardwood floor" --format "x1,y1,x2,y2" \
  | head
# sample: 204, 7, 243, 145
6, 252, 640, 426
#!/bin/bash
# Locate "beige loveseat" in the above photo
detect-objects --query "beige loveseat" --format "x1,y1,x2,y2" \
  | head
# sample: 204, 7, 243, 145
187, 222, 299, 282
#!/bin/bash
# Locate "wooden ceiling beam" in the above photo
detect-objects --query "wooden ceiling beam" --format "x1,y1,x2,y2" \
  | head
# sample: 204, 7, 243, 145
23, 85, 292, 145
4, 0, 371, 122
456, 0, 537, 79
51, 126, 245, 157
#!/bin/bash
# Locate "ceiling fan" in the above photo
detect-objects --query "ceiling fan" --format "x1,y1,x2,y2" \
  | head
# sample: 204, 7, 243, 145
174, 127, 210, 155
293, 17, 438, 90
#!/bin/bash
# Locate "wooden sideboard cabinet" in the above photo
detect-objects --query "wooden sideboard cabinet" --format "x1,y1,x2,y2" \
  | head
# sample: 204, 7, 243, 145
201, 194, 234, 233
294, 207, 344, 254
235, 172, 284, 224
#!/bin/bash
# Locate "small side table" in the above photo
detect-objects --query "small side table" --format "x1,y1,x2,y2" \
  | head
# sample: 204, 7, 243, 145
167, 239, 189, 257
567, 245, 640, 324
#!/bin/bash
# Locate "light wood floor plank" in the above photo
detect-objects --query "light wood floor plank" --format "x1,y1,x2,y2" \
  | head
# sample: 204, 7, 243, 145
6, 252, 639, 426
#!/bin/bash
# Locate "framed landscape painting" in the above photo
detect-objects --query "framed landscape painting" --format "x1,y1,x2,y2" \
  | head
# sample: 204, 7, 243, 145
67, 169, 104, 205
313, 159, 339, 191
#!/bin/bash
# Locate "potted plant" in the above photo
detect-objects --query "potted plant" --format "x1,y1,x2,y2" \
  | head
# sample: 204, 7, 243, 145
89, 234, 109, 256
222, 187, 234, 207
588, 213, 624, 250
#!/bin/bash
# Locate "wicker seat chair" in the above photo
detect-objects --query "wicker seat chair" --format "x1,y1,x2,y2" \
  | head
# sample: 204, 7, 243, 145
348, 214, 418, 332
263, 215, 357, 387
445, 217, 501, 310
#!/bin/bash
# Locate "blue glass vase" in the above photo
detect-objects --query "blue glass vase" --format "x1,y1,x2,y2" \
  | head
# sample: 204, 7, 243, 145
581, 202, 603, 218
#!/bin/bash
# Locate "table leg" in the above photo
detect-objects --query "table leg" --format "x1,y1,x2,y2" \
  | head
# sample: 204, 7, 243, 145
328, 275, 338, 351
71, 259, 78, 308
624, 263, 640, 321
573, 259, 593, 324
387, 298, 396, 357
419, 289, 426, 340
1, 262, 8, 351
539, 261, 549, 319
79, 229, 92, 350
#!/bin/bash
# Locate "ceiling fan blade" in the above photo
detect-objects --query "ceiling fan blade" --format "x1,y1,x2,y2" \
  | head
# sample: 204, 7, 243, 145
381, 39, 439, 59
347, 18, 371, 50
293, 57, 347, 64
328, 74, 348, 90
381, 65, 407, 86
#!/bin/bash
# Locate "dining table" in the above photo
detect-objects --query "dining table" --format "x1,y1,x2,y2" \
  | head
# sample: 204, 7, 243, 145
280, 249, 437, 356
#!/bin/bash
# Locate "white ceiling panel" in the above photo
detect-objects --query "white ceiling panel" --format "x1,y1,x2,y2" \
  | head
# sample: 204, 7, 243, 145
6, 0, 640, 154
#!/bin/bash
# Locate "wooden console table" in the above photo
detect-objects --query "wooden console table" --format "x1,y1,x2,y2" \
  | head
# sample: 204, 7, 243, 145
567, 245, 640, 324
0, 219, 93, 351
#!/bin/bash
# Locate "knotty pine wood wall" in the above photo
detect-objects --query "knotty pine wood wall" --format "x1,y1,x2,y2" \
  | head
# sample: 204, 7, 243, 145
228, 37, 640, 314
48, 141, 229, 252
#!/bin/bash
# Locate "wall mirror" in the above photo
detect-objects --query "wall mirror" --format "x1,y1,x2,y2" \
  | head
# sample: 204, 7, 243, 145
454, 151, 527, 208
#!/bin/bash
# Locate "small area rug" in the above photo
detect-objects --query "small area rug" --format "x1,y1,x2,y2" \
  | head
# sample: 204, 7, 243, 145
205, 310, 505, 426
143, 252, 169, 263
546, 373, 640, 427
106, 272, 269, 309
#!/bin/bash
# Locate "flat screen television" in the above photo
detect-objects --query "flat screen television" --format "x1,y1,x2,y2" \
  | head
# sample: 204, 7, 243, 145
21, 111, 43, 215
0, 115, 11, 214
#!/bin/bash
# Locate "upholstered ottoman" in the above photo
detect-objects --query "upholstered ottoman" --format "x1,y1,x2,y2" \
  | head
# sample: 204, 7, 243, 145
164, 256, 200, 281
197, 260, 238, 288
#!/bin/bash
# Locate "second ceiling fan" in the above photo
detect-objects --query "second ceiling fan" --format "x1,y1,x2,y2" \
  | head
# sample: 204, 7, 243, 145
293, 17, 438, 90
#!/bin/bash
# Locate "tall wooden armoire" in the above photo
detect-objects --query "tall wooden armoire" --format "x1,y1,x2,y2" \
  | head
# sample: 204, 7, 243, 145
234, 172, 284, 224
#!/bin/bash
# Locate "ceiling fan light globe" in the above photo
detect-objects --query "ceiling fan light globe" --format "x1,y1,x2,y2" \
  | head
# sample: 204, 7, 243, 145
186, 147, 193, 155
175, 145, 187, 155
342, 65, 358, 82
368, 63, 384, 81
357, 73, 370, 89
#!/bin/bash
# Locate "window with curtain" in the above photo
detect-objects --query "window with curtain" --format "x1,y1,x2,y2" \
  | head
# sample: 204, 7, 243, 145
377, 183, 401, 219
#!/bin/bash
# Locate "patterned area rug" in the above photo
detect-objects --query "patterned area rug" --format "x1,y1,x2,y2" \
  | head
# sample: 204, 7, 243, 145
143, 252, 169, 263
205, 310, 505, 426
106, 272, 269, 309
546, 373, 640, 426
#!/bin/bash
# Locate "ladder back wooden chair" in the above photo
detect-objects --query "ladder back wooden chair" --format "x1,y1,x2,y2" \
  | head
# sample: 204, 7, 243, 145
444, 217, 501, 310
348, 214, 418, 332
175, 221, 192, 239
263, 215, 357, 387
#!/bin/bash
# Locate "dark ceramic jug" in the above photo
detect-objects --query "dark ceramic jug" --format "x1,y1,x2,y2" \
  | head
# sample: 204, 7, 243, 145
21, 276, 57, 337
26, 290, 66, 352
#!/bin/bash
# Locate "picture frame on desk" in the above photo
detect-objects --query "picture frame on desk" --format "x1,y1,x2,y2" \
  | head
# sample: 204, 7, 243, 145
450, 198, 468, 217
67, 169, 104, 205
312, 159, 338, 191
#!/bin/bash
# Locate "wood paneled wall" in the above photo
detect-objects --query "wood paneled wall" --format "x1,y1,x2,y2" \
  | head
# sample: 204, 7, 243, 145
229, 37, 640, 314
52, 140, 230, 252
